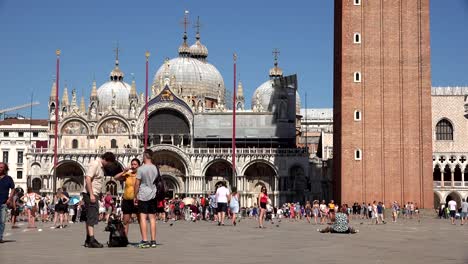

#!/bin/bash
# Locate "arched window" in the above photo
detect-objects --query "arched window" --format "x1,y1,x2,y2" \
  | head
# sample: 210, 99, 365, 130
354, 72, 361, 82
72, 139, 78, 149
111, 139, 117, 148
354, 33, 361, 44
436, 119, 453, 140
355, 149, 362, 160
354, 0, 361, 5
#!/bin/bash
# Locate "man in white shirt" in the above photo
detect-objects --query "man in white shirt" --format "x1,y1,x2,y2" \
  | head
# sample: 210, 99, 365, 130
447, 199, 457, 225
215, 181, 230, 226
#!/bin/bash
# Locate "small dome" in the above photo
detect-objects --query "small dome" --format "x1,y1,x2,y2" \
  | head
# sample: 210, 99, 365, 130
252, 79, 301, 114
97, 81, 131, 111
189, 40, 208, 59
252, 80, 275, 111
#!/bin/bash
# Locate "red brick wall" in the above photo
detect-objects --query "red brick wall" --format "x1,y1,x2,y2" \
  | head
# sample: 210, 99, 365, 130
333, 0, 433, 208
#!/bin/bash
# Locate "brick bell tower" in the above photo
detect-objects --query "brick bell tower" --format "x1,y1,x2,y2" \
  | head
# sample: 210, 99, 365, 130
333, 0, 433, 208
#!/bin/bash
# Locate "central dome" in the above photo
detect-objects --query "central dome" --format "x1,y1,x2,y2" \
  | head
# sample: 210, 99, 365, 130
97, 81, 131, 111
152, 57, 225, 100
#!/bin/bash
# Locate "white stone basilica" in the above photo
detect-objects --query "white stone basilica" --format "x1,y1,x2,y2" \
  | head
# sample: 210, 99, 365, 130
26, 20, 309, 207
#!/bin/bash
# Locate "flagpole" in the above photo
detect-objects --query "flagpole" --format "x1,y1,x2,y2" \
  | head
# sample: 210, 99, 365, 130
232, 53, 237, 187
53, 49, 60, 196
144, 51, 150, 150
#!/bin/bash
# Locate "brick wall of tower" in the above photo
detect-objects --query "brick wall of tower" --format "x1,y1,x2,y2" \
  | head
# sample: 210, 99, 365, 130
333, 0, 433, 208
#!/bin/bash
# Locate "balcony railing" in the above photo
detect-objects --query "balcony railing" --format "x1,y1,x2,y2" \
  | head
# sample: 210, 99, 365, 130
27, 147, 308, 156
435, 181, 467, 188
27, 148, 140, 155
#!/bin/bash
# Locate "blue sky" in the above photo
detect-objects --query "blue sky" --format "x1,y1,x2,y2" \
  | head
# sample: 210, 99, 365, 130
0, 0, 467, 119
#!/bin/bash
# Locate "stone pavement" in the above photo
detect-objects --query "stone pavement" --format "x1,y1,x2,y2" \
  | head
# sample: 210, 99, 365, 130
0, 215, 467, 264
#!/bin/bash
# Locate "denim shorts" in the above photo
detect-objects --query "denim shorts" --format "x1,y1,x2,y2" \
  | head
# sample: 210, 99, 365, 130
461, 212, 468, 218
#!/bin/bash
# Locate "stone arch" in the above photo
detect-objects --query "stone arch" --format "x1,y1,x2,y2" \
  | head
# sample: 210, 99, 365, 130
96, 116, 131, 135
204, 159, 233, 190
159, 173, 182, 199
137, 102, 194, 136
241, 159, 278, 176
443, 164, 451, 182
54, 160, 85, 194
30, 162, 41, 177
445, 191, 462, 207
454, 164, 462, 182
151, 145, 191, 175
60, 118, 89, 135
243, 160, 277, 194
433, 164, 441, 181
146, 108, 191, 146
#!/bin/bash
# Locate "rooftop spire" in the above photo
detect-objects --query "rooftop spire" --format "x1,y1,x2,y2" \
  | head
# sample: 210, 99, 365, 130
130, 76, 137, 98
269, 48, 283, 78
178, 10, 191, 57
80, 96, 86, 113
194, 16, 201, 40
237, 80, 244, 98
90, 79, 98, 100
110, 44, 124, 81
50, 79, 57, 100
190, 16, 208, 60
62, 85, 69, 106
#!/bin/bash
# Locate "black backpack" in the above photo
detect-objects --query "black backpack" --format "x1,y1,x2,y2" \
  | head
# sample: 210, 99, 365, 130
105, 215, 128, 247
153, 166, 166, 201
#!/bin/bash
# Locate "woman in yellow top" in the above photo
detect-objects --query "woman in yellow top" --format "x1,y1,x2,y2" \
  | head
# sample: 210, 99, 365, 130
114, 158, 140, 236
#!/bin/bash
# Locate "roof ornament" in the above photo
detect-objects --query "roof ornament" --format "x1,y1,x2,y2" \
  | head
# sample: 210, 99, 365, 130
178, 10, 191, 57
269, 48, 283, 78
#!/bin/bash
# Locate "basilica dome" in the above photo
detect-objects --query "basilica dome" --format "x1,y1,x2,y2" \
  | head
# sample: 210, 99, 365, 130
152, 57, 225, 100
252, 79, 301, 114
97, 62, 131, 111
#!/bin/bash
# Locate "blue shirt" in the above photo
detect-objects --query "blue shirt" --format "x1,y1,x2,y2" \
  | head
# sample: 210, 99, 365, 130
377, 204, 383, 214
0, 175, 15, 204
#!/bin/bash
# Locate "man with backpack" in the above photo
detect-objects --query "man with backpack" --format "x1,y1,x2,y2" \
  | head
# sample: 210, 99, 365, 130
134, 149, 159, 248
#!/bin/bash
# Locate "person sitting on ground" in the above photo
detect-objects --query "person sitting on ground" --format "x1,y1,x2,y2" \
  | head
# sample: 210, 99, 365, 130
318, 212, 358, 234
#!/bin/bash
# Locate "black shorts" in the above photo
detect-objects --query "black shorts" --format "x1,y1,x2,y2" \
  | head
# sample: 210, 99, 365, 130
450, 210, 456, 218
260, 202, 267, 209
121, 199, 138, 215
217, 203, 228, 213
82, 193, 99, 226
56, 204, 67, 213
138, 199, 157, 214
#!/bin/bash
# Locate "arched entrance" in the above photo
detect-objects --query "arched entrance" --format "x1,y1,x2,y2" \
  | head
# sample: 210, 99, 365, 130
160, 175, 180, 199
243, 161, 277, 207
152, 150, 186, 197
56, 161, 84, 194
445, 192, 461, 207
204, 160, 232, 192
147, 109, 190, 146
32, 178, 42, 192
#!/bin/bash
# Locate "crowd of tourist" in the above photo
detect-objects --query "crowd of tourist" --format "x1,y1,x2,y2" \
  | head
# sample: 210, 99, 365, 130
1, 154, 468, 246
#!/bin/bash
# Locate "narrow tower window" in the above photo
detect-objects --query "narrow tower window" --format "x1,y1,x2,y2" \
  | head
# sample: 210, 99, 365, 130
354, 72, 361, 82
354, 0, 361, 5
354, 33, 361, 44
355, 149, 362, 160
354, 110, 361, 121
